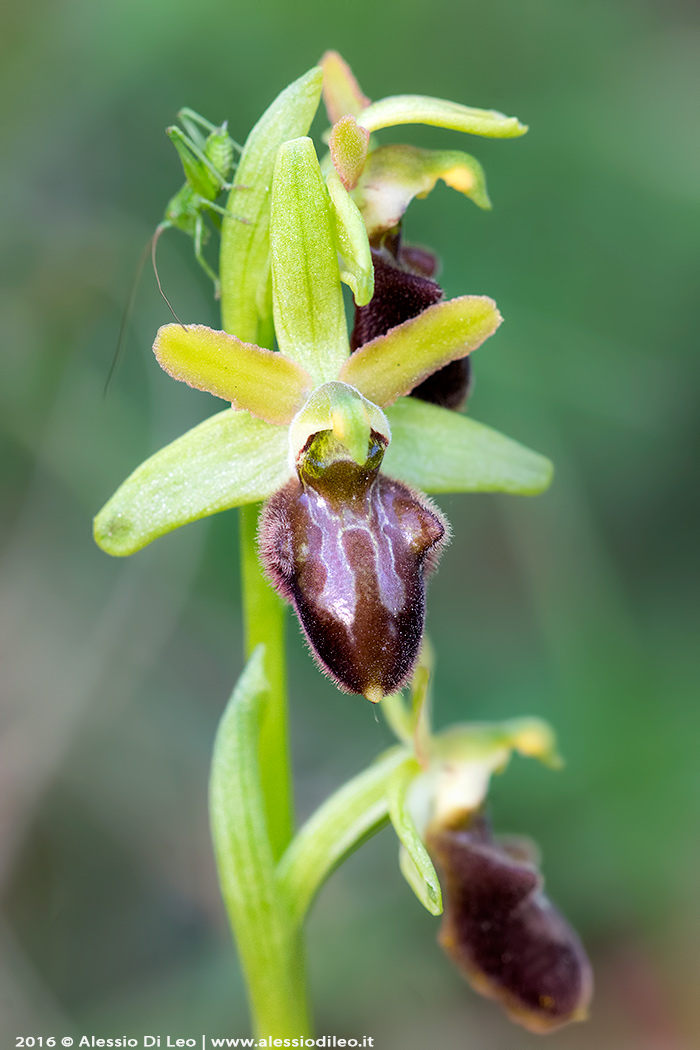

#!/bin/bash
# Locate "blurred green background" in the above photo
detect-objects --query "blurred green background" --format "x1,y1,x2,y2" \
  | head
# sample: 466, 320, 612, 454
1, 0, 699, 1046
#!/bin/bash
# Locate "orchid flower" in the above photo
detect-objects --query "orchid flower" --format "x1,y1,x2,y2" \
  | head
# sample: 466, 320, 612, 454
94, 131, 550, 700
380, 665, 593, 1034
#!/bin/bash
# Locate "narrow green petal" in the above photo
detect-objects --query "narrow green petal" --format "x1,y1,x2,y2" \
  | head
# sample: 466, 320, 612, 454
329, 115, 369, 190
326, 169, 374, 306
94, 409, 292, 556
320, 50, 370, 123
220, 67, 324, 345
388, 763, 443, 916
339, 296, 501, 407
358, 95, 528, 138
382, 398, 554, 495
154, 324, 312, 424
355, 144, 491, 240
270, 137, 349, 383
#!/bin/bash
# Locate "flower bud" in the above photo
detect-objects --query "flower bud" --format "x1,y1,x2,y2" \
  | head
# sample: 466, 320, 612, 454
427, 814, 593, 1033
351, 235, 472, 410
259, 423, 448, 702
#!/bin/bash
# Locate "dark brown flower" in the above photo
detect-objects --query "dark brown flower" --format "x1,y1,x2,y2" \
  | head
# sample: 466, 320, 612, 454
428, 814, 593, 1033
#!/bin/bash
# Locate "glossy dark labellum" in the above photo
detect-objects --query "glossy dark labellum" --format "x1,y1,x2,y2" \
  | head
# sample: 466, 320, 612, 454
259, 429, 447, 701
428, 815, 593, 1033
351, 235, 471, 411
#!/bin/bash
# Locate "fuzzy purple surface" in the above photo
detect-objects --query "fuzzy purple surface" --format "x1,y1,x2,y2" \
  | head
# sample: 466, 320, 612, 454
259, 434, 448, 698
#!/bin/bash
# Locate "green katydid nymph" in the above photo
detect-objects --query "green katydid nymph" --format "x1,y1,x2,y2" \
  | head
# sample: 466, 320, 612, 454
105, 109, 249, 395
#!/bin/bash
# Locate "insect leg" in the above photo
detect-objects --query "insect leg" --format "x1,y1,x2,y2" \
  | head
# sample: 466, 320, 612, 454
202, 199, 251, 223
168, 125, 236, 193
193, 213, 221, 293
179, 108, 243, 153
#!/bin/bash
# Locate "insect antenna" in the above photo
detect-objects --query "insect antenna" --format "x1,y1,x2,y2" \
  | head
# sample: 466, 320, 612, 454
151, 222, 186, 328
103, 236, 152, 398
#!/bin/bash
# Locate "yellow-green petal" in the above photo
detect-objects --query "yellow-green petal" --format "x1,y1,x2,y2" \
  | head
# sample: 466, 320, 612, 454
154, 324, 312, 424
94, 409, 292, 556
338, 296, 501, 407
270, 137, 349, 384
329, 114, 369, 190
220, 66, 324, 346
326, 169, 374, 306
358, 95, 528, 138
382, 398, 553, 496
355, 144, 491, 240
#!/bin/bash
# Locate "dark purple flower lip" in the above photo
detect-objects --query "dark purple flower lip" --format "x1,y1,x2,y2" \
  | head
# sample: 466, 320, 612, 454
428, 814, 593, 1033
259, 428, 448, 702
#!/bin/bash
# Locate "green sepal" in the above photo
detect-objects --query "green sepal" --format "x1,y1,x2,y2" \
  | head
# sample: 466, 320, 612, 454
388, 761, 443, 916
339, 296, 501, 407
329, 115, 369, 190
93, 409, 292, 556
153, 323, 312, 424
399, 847, 438, 915
355, 144, 491, 240
270, 137, 350, 384
358, 95, 528, 138
277, 747, 412, 926
382, 398, 554, 496
320, 50, 370, 124
219, 67, 324, 345
326, 169, 374, 306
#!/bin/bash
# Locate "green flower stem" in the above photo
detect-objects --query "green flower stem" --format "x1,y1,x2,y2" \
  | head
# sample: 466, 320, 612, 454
239, 501, 292, 859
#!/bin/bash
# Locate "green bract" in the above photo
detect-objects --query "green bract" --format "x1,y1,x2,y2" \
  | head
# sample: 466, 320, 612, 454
94, 129, 550, 558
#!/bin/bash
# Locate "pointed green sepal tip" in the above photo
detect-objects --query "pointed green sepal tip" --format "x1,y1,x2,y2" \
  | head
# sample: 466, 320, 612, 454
326, 169, 374, 306
271, 136, 350, 383
153, 324, 312, 424
288, 381, 391, 465
389, 762, 443, 916
93, 409, 292, 556
358, 95, 528, 138
383, 398, 553, 497
355, 144, 491, 239
339, 295, 501, 407
320, 51, 370, 124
